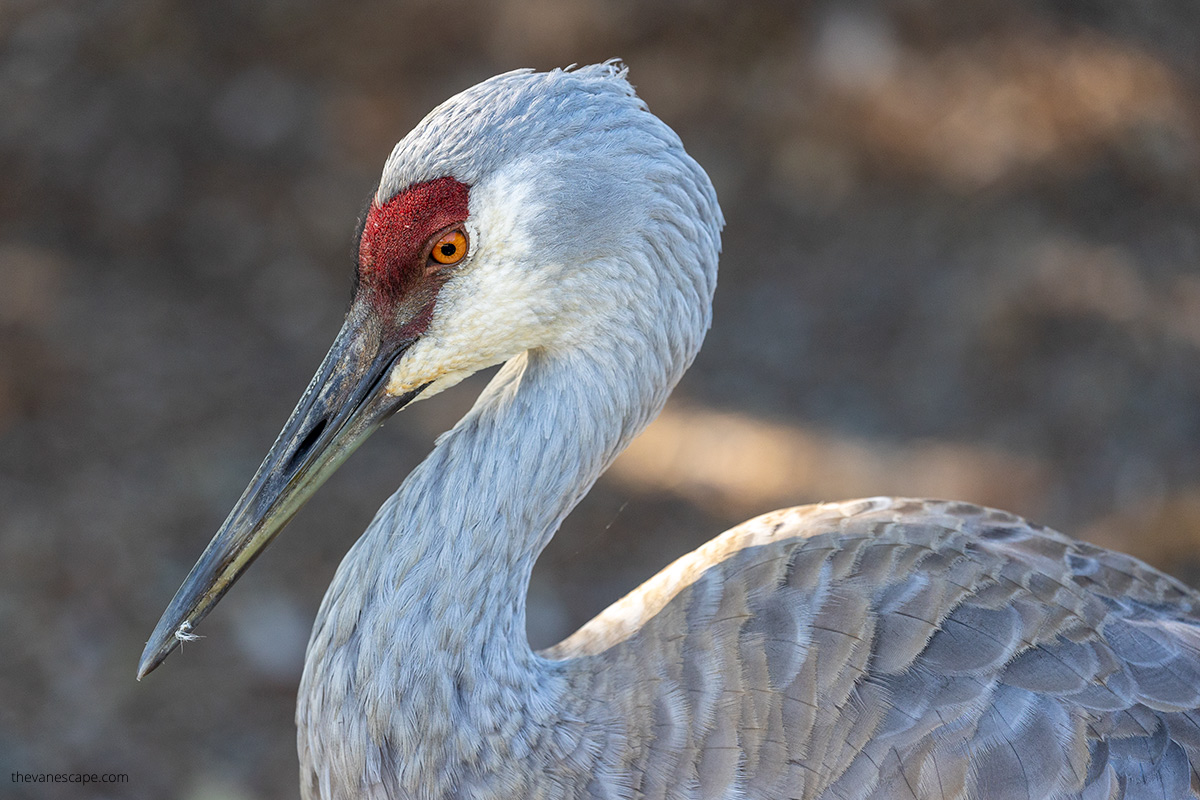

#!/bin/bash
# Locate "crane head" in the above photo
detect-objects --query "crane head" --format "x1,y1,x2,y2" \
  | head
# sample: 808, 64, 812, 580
137, 62, 721, 679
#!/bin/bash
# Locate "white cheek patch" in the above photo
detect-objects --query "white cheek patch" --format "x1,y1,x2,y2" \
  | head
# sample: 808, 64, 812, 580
385, 167, 552, 396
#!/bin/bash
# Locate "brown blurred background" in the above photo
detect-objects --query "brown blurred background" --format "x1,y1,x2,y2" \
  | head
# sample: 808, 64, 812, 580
4, 1, 1200, 798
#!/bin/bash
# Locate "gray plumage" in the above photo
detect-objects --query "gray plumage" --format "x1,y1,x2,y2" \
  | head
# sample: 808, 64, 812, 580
143, 63, 1200, 799
296, 65, 1200, 799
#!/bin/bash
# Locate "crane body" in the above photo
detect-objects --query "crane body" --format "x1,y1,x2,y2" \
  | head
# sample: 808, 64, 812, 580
139, 64, 1200, 799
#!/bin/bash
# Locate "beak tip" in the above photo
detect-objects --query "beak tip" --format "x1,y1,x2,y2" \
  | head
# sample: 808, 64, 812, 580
135, 651, 157, 681
136, 651, 157, 681
137, 617, 183, 680
136, 642, 172, 680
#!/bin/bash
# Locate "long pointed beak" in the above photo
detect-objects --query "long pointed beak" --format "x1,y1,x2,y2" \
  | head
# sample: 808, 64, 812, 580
137, 303, 426, 679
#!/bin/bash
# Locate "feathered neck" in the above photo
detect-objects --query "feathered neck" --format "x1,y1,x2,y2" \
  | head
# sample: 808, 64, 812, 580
295, 330, 673, 799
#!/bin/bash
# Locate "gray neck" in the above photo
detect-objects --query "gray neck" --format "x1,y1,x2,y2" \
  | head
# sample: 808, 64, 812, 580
296, 332, 675, 799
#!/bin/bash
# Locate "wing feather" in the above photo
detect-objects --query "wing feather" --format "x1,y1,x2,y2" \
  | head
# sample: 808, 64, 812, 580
550, 498, 1200, 798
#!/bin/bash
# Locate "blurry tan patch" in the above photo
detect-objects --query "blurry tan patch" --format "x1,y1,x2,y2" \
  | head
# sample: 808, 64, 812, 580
0, 243, 65, 327
609, 404, 1049, 519
0, 243, 67, 433
823, 29, 1197, 188
1022, 238, 1200, 349
1084, 491, 1200, 577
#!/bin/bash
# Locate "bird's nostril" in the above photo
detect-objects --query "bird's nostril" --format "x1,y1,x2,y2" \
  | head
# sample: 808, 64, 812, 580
288, 418, 328, 474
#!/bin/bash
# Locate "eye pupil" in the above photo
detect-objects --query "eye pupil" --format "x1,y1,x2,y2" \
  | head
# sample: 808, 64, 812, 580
440, 243, 456, 257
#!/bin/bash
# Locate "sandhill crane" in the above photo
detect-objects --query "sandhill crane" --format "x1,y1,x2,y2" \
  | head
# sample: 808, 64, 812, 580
139, 63, 1200, 799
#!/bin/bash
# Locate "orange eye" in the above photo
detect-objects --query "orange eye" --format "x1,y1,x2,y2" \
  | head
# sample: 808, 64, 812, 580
430, 229, 468, 266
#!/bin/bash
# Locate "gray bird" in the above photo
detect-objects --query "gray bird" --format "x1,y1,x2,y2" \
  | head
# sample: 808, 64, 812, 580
139, 63, 1200, 799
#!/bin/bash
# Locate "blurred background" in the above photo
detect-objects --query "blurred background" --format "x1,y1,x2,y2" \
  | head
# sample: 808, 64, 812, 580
4, 0, 1200, 797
